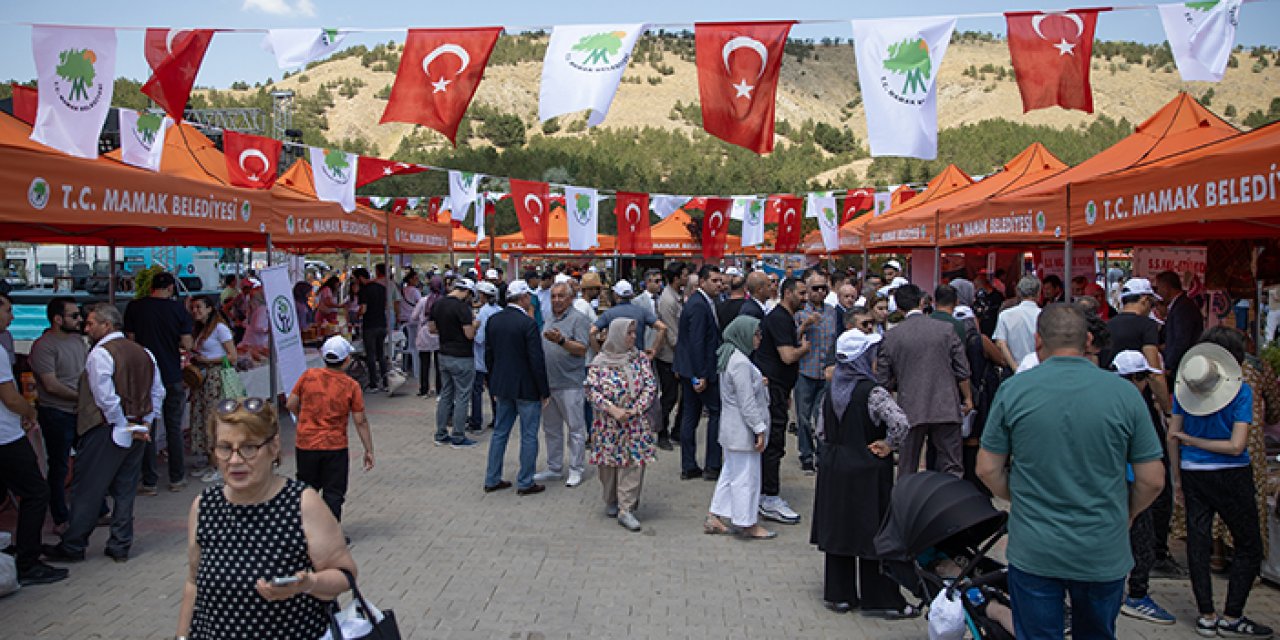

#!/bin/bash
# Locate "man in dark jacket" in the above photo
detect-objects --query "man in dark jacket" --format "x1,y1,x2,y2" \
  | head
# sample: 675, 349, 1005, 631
483, 280, 550, 495
1154, 270, 1202, 386
673, 265, 724, 480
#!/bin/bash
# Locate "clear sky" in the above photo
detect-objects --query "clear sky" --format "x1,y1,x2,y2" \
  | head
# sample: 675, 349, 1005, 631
3, 0, 1278, 88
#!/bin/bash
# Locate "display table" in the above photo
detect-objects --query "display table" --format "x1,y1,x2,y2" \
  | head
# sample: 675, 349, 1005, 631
240, 350, 324, 398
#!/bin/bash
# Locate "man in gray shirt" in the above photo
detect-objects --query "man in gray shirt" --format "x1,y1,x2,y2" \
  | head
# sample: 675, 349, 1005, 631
534, 282, 592, 488
29, 297, 88, 530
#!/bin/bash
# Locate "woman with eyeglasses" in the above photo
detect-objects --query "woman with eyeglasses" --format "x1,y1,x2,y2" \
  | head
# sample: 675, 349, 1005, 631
177, 397, 356, 640
187, 296, 237, 483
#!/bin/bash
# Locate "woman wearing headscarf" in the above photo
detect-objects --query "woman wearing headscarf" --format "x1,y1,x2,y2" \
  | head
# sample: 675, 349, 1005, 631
585, 318, 657, 532
411, 275, 444, 397
704, 316, 774, 539
810, 330, 917, 619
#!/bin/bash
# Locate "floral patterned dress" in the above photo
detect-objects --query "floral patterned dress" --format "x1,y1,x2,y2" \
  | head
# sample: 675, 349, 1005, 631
585, 352, 658, 468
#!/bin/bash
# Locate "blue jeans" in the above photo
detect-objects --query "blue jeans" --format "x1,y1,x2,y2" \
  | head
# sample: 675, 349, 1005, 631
793, 375, 824, 466
436, 355, 475, 440
485, 398, 541, 490
1008, 565, 1125, 640
38, 405, 77, 524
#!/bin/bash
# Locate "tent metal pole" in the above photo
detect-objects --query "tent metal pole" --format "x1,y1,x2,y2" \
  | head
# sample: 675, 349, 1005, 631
1063, 238, 1074, 304
107, 242, 117, 306
266, 234, 279, 405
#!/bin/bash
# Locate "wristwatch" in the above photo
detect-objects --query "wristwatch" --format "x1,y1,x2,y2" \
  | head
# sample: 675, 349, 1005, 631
558, 336, 566, 346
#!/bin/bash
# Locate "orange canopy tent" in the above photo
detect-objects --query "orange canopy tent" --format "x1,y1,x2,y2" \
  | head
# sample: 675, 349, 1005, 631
0, 112, 271, 246
866, 143, 1069, 250
940, 93, 1239, 248
851, 165, 975, 251
491, 203, 617, 254
1068, 120, 1279, 242
645, 209, 743, 257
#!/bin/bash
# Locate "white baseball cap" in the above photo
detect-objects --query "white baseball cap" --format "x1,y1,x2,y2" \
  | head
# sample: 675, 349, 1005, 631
485, 268, 499, 280
1121, 277, 1161, 301
835, 329, 882, 362
953, 305, 975, 321
553, 273, 572, 285
475, 281, 498, 297
724, 266, 744, 277
885, 259, 902, 271
321, 336, 353, 364
452, 278, 475, 292
507, 280, 532, 298
613, 280, 635, 298
1112, 350, 1162, 376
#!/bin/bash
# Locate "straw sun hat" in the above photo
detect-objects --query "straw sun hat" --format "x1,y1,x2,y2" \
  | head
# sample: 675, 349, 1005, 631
1173, 342, 1244, 416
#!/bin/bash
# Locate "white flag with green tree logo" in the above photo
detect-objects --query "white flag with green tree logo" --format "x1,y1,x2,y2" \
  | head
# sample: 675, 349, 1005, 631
539, 24, 647, 127
808, 192, 841, 251
851, 17, 956, 160
1158, 0, 1242, 82
449, 170, 481, 222
261, 28, 347, 69
118, 108, 172, 172
309, 146, 357, 213
566, 186, 600, 251
739, 197, 766, 247
30, 26, 117, 159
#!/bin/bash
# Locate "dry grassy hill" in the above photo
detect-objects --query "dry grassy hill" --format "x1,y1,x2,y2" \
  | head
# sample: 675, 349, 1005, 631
199, 35, 1280, 182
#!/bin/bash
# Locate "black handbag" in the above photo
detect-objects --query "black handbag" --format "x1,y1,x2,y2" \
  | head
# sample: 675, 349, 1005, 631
325, 568, 400, 639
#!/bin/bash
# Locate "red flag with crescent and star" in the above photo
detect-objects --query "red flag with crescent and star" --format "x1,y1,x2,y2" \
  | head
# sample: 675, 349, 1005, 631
701, 197, 732, 261
615, 192, 652, 255
10, 84, 37, 124
142, 29, 215, 121
844, 188, 875, 223
222, 131, 281, 189
381, 27, 502, 145
1006, 10, 1102, 113
694, 21, 794, 154
771, 195, 804, 253
356, 156, 427, 188
509, 179, 550, 248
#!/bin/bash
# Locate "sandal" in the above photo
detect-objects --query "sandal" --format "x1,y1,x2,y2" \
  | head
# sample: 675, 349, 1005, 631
703, 517, 732, 535
737, 525, 778, 540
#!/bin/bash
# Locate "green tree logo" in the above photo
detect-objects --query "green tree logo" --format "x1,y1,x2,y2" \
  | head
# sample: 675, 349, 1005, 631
285, 215, 296, 235
135, 113, 163, 147
1085, 201, 1098, 225
55, 49, 98, 102
883, 38, 932, 95
321, 28, 340, 46
821, 206, 837, 227
28, 177, 50, 210
271, 295, 294, 334
1185, 1, 1218, 11
241, 201, 252, 222
747, 200, 763, 225
573, 193, 592, 225
571, 31, 626, 67
321, 149, 351, 183
1036, 211, 1047, 232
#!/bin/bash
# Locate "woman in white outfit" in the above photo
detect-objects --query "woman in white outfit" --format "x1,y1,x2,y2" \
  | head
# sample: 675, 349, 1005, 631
705, 316, 775, 539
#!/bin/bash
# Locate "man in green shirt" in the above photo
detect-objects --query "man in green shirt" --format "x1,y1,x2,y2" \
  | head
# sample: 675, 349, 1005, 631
929, 284, 967, 342
977, 303, 1165, 639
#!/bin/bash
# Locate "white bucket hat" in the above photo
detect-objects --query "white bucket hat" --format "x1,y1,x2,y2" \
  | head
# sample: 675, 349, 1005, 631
1174, 342, 1243, 416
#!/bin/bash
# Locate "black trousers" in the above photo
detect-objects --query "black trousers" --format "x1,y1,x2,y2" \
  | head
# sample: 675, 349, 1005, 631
296, 448, 350, 521
654, 359, 680, 439
824, 553, 906, 610
418, 351, 441, 394
62, 425, 145, 556
364, 326, 388, 388
141, 380, 186, 486
761, 382, 792, 497
37, 405, 77, 524
1128, 507, 1156, 599
0, 435, 51, 571
1183, 466, 1263, 618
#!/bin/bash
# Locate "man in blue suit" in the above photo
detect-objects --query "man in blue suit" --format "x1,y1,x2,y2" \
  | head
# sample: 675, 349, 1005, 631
674, 265, 725, 480
483, 280, 551, 495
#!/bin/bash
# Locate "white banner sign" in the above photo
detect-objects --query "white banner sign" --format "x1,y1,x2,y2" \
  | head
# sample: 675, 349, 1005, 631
259, 265, 308, 396
1040, 248, 1097, 281
1132, 246, 1207, 281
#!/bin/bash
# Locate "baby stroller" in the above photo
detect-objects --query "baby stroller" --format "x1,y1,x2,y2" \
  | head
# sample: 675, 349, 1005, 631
874, 471, 1013, 639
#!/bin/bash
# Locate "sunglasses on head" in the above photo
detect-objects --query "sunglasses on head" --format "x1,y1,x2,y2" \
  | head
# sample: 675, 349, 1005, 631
216, 397, 269, 416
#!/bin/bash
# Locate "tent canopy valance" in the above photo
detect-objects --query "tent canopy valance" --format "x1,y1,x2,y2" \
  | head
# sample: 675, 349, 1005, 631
491, 203, 617, 254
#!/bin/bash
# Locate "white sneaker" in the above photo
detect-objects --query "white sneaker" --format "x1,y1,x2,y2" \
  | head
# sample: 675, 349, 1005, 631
533, 470, 563, 482
200, 469, 222, 484
565, 470, 582, 487
759, 495, 801, 524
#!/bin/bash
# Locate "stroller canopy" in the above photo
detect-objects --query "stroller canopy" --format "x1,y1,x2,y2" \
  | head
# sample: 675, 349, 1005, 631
874, 471, 1007, 561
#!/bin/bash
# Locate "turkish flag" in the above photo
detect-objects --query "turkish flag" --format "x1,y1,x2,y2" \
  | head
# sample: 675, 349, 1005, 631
1006, 10, 1102, 113
222, 131, 282, 189
381, 28, 502, 145
509, 179, 550, 248
9, 84, 37, 124
390, 198, 409, 215
356, 197, 373, 208
427, 197, 444, 221
695, 21, 794, 154
356, 156, 427, 188
615, 192, 652, 255
772, 195, 804, 253
844, 189, 875, 223
701, 197, 732, 261
143, 29, 215, 121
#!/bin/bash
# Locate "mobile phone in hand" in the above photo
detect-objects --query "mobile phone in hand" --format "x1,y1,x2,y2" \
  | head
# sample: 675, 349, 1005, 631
269, 575, 301, 587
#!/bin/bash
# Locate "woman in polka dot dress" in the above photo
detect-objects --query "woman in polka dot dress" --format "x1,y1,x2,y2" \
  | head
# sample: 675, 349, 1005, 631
176, 398, 357, 639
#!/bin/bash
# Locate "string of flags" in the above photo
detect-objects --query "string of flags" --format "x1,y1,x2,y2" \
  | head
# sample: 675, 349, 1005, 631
13, 1, 1250, 255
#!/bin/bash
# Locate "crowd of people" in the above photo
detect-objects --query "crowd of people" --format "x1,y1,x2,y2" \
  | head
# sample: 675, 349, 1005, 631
0, 255, 1277, 639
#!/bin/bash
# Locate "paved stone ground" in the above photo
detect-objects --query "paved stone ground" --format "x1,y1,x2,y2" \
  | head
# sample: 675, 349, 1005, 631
2, 389, 1277, 639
